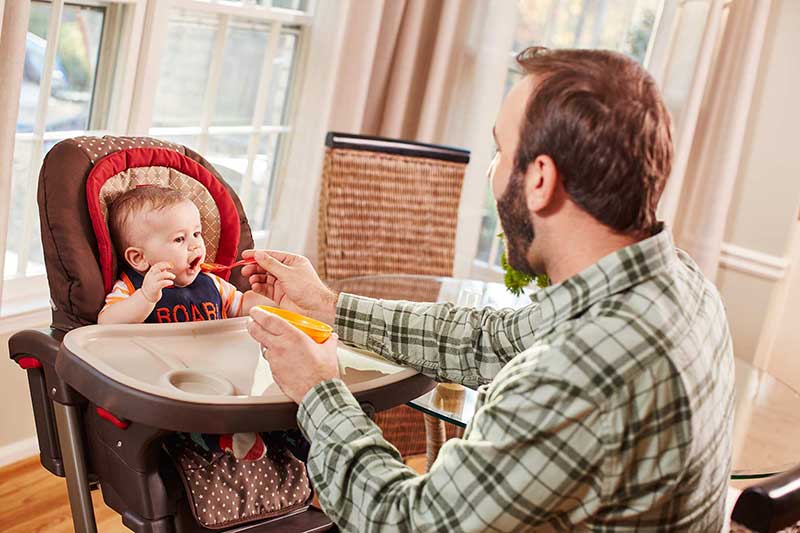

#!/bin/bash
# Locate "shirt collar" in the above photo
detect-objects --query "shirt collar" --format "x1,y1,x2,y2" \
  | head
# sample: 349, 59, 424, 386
531, 223, 676, 330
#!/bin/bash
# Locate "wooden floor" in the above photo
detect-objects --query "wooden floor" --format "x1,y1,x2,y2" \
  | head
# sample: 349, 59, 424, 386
0, 456, 126, 532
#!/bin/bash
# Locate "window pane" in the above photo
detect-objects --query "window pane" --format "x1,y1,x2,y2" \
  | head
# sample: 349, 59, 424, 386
475, 187, 499, 264
261, 0, 308, 11
19, 3, 105, 133
152, 10, 216, 127
47, 4, 104, 131
515, 0, 660, 63
219, 0, 308, 9
206, 134, 249, 194
4, 139, 46, 279
213, 20, 271, 127
17, 2, 51, 132
264, 31, 298, 126
204, 133, 280, 233
250, 133, 281, 231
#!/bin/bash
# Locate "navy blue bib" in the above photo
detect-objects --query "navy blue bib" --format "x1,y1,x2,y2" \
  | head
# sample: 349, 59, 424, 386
123, 268, 225, 323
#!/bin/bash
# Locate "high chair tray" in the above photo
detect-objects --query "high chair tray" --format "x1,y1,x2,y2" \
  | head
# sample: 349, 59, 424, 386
55, 317, 434, 433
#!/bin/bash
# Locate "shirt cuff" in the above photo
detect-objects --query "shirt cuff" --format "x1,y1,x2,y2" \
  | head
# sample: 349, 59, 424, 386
297, 378, 367, 442
334, 293, 377, 348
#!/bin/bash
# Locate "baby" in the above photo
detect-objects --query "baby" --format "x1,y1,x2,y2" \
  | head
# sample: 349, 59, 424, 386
98, 185, 274, 460
98, 185, 267, 326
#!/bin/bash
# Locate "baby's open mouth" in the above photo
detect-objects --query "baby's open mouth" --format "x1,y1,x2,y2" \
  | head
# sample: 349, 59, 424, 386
189, 256, 202, 270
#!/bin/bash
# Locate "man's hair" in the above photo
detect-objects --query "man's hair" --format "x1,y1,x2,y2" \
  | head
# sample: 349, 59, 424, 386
107, 185, 189, 253
514, 47, 673, 234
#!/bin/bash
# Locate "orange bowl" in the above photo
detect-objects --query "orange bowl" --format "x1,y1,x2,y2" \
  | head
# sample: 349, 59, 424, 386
256, 305, 333, 343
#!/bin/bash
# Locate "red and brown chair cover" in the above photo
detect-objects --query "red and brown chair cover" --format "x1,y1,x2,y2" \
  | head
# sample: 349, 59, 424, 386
38, 136, 254, 332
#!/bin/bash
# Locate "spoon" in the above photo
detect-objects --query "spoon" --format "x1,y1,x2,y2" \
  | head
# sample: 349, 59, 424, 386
199, 257, 258, 273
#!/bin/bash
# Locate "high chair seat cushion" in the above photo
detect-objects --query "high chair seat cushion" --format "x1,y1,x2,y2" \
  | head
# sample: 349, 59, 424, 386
38, 136, 254, 331
85, 147, 241, 292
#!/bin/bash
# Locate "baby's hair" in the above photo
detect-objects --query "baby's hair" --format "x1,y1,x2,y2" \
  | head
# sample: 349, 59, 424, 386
107, 185, 190, 254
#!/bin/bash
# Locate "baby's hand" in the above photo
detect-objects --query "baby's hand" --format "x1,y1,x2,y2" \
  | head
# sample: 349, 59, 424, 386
141, 262, 175, 303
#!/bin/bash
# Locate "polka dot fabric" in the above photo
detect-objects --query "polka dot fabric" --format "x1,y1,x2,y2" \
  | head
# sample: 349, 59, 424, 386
164, 434, 312, 529
73, 135, 185, 164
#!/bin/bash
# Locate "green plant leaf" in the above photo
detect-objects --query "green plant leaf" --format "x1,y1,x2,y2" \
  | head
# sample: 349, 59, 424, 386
497, 233, 549, 294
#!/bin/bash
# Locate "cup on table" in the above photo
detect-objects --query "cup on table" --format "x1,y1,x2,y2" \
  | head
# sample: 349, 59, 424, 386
456, 287, 482, 308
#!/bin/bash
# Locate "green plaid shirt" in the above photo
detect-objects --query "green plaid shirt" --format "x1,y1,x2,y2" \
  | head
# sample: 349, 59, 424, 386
297, 227, 735, 532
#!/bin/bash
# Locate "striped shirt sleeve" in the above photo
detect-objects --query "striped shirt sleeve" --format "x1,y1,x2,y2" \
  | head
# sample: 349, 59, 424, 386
207, 273, 245, 318
101, 273, 136, 312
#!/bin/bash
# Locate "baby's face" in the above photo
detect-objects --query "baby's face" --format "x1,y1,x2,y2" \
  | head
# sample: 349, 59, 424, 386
134, 200, 206, 287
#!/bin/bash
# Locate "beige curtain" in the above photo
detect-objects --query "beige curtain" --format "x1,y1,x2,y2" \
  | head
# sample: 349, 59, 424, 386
0, 1, 31, 298
665, 0, 772, 281
328, 0, 474, 144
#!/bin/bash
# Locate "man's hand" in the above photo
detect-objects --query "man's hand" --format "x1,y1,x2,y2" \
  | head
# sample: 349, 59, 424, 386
248, 306, 340, 404
241, 250, 337, 325
141, 261, 175, 303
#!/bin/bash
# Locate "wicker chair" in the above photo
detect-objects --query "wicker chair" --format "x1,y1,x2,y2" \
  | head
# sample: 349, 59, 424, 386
318, 131, 469, 462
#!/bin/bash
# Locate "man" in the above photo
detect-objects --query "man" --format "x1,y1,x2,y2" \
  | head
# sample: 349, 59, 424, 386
243, 47, 734, 531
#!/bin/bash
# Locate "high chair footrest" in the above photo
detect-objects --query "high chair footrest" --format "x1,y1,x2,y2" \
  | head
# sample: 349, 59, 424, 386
173, 505, 334, 533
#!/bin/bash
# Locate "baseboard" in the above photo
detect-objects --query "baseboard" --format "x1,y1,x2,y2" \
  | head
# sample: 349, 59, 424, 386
0, 437, 39, 468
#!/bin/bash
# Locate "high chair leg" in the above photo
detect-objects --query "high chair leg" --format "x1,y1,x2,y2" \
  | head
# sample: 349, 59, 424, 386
54, 402, 98, 533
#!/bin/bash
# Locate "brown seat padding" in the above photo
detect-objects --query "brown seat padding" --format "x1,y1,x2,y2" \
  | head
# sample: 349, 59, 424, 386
38, 136, 254, 332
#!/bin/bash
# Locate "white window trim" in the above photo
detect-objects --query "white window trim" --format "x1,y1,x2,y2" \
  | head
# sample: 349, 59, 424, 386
0, 0, 32, 310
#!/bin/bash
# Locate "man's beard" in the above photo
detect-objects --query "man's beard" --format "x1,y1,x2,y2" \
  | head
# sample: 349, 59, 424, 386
496, 170, 537, 277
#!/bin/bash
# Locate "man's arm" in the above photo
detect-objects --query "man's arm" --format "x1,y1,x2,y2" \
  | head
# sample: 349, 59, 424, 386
335, 293, 541, 387
298, 352, 608, 532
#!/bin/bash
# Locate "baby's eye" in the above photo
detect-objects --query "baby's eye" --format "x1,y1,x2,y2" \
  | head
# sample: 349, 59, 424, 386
174, 236, 184, 243
193, 231, 202, 238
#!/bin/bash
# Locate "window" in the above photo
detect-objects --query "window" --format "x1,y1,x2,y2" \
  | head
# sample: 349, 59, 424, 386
147, 8, 301, 238
3, 0, 315, 315
471, 0, 661, 276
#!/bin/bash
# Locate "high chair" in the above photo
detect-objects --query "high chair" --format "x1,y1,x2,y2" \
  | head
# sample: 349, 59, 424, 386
9, 136, 434, 532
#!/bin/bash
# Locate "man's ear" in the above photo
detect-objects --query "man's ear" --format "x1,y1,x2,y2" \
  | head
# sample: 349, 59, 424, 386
124, 247, 149, 272
524, 155, 559, 213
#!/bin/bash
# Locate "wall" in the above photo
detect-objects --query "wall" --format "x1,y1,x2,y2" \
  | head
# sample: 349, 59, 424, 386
716, 0, 800, 363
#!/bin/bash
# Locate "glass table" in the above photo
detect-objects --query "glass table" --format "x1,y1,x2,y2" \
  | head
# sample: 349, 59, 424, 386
328, 274, 800, 480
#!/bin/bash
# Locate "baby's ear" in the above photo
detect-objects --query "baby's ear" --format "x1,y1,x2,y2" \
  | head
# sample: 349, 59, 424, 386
124, 247, 149, 272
